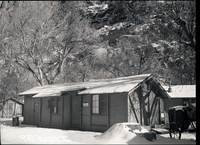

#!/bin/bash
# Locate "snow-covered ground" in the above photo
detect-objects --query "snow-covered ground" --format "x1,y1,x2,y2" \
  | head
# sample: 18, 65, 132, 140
0, 117, 196, 144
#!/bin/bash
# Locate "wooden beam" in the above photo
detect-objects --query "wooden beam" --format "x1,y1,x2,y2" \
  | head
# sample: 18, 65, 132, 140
40, 98, 42, 125
140, 87, 143, 125
107, 94, 110, 129
128, 93, 139, 123
70, 95, 72, 127
158, 97, 161, 124
151, 97, 158, 125
62, 96, 64, 128
50, 98, 52, 127
80, 95, 83, 129
89, 95, 92, 130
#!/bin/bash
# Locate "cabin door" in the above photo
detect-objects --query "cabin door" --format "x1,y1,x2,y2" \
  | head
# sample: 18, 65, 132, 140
71, 95, 80, 128
33, 98, 40, 125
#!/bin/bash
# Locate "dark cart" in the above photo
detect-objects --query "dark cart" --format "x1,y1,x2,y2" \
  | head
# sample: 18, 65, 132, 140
168, 105, 196, 139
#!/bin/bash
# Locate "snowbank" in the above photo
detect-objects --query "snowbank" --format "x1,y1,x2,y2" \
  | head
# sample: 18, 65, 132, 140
95, 123, 195, 144
95, 122, 152, 144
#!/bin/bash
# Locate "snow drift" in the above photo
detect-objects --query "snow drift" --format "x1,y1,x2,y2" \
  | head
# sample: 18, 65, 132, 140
95, 123, 153, 144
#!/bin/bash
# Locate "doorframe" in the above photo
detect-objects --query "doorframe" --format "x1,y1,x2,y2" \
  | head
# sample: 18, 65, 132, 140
33, 98, 40, 126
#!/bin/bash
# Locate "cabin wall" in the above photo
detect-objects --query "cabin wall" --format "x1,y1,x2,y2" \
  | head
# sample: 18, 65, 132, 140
164, 98, 183, 125
62, 94, 71, 129
24, 96, 34, 124
40, 98, 51, 127
81, 93, 128, 132
81, 94, 91, 131
70, 92, 81, 129
109, 93, 128, 126
50, 97, 63, 129
90, 93, 108, 132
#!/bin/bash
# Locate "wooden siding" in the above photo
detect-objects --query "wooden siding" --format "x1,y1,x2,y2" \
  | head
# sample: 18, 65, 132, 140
51, 114, 62, 128
63, 94, 71, 128
40, 98, 50, 127
109, 93, 128, 126
81, 94, 91, 130
164, 98, 182, 124
51, 97, 62, 128
23, 96, 34, 124
71, 93, 81, 127
33, 98, 41, 125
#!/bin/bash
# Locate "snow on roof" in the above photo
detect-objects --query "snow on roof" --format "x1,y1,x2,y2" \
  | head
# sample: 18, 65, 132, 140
162, 85, 196, 98
19, 74, 152, 98
78, 80, 142, 95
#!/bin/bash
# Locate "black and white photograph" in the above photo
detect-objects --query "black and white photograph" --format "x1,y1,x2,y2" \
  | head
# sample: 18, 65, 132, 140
0, 1, 196, 144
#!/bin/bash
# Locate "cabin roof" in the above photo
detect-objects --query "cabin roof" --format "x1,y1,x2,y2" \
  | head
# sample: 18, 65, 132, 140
162, 85, 196, 98
19, 74, 152, 98
0, 97, 24, 105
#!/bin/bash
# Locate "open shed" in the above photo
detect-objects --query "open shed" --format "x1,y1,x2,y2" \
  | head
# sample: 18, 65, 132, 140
0, 97, 24, 118
19, 74, 171, 131
161, 85, 196, 124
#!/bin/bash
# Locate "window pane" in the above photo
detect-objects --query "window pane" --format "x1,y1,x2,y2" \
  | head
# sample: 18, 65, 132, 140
92, 95, 99, 114
100, 95, 107, 114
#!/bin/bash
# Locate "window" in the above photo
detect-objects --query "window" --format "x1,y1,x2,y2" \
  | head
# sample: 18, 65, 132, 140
92, 95, 99, 114
51, 98, 61, 114
92, 94, 107, 115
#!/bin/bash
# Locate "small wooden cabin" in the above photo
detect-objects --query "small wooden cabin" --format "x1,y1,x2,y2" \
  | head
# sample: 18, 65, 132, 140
19, 74, 171, 132
0, 97, 24, 118
161, 85, 196, 125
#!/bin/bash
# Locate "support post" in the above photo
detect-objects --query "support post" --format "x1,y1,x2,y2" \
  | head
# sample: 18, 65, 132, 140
107, 94, 110, 129
128, 93, 139, 123
89, 95, 92, 130
80, 95, 83, 129
158, 97, 161, 124
140, 87, 143, 125
62, 96, 64, 128
40, 98, 42, 125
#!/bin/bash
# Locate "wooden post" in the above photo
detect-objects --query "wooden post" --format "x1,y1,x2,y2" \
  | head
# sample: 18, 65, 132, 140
40, 98, 42, 125
62, 96, 64, 128
70, 95, 72, 127
140, 87, 143, 125
148, 95, 150, 125
13, 102, 16, 116
89, 95, 92, 130
2, 102, 4, 118
147, 84, 150, 125
50, 98, 52, 127
151, 97, 158, 124
158, 97, 161, 124
80, 95, 83, 129
107, 94, 110, 129
128, 93, 139, 123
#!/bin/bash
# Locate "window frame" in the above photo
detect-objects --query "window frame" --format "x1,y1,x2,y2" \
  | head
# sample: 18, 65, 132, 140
92, 94, 107, 115
51, 97, 61, 114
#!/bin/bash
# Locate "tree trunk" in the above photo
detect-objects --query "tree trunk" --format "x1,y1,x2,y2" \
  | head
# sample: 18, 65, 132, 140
13, 102, 16, 116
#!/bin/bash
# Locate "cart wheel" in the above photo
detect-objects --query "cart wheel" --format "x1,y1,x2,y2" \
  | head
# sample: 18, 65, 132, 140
169, 123, 181, 139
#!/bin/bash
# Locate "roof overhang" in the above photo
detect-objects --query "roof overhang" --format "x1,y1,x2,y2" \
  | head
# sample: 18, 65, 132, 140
162, 85, 196, 99
19, 74, 152, 97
